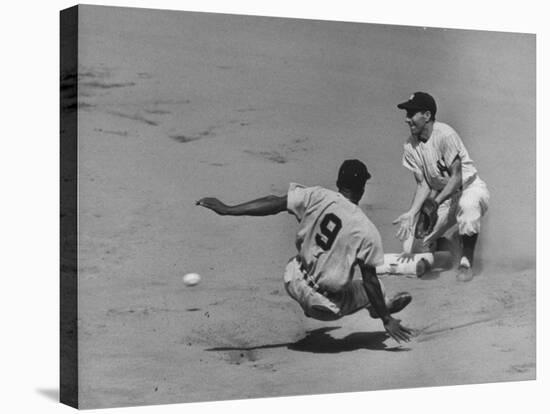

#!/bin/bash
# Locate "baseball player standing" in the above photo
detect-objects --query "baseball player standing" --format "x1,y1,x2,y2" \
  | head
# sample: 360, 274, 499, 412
393, 92, 490, 282
197, 159, 412, 343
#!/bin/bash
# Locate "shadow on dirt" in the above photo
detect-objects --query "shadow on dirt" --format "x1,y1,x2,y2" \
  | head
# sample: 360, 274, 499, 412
206, 327, 408, 354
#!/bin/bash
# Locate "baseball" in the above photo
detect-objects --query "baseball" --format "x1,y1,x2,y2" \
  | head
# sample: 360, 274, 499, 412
182, 272, 201, 286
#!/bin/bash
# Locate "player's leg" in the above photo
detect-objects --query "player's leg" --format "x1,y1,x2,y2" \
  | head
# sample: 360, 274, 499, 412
283, 257, 342, 321
337, 279, 411, 319
455, 178, 490, 282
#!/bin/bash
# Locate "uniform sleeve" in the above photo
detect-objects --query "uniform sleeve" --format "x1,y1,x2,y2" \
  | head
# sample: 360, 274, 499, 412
440, 129, 464, 167
356, 226, 385, 267
287, 183, 312, 221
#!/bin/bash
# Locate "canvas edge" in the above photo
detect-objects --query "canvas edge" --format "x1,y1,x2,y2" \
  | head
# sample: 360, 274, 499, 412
60, 4, 79, 409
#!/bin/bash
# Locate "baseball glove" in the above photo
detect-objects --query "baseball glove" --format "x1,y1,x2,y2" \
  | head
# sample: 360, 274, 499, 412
414, 198, 438, 239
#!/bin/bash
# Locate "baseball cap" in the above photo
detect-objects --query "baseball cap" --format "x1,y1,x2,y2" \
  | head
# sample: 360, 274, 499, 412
397, 92, 437, 115
337, 159, 371, 191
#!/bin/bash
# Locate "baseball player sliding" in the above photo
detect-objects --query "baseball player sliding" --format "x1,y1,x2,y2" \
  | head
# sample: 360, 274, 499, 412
197, 159, 412, 343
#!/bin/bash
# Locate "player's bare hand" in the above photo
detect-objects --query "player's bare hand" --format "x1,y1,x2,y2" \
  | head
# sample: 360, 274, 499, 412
392, 212, 414, 241
397, 253, 415, 263
383, 317, 412, 343
196, 197, 230, 215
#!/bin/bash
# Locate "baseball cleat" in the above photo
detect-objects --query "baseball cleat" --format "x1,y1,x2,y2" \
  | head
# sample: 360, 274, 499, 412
416, 258, 430, 278
368, 292, 412, 319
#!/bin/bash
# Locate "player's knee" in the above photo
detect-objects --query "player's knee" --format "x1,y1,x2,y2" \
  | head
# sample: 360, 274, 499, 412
458, 193, 486, 215
457, 219, 481, 236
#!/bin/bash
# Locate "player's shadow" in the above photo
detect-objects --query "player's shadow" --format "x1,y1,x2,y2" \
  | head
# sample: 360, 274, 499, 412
207, 327, 408, 354
288, 327, 406, 353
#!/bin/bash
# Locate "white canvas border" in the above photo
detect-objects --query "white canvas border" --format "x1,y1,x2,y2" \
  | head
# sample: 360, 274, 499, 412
1, 1, 546, 413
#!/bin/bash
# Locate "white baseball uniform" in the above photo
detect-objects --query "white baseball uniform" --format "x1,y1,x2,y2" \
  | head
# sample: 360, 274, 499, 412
283, 183, 384, 321
402, 121, 490, 238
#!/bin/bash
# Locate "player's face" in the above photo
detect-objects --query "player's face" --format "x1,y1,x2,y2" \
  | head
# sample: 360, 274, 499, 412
405, 109, 429, 138
349, 187, 365, 205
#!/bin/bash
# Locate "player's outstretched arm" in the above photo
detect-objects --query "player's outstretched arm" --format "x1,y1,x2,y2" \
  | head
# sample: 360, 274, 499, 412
359, 262, 412, 343
196, 195, 287, 216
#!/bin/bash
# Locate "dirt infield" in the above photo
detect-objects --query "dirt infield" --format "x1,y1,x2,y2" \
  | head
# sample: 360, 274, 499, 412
71, 6, 535, 408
